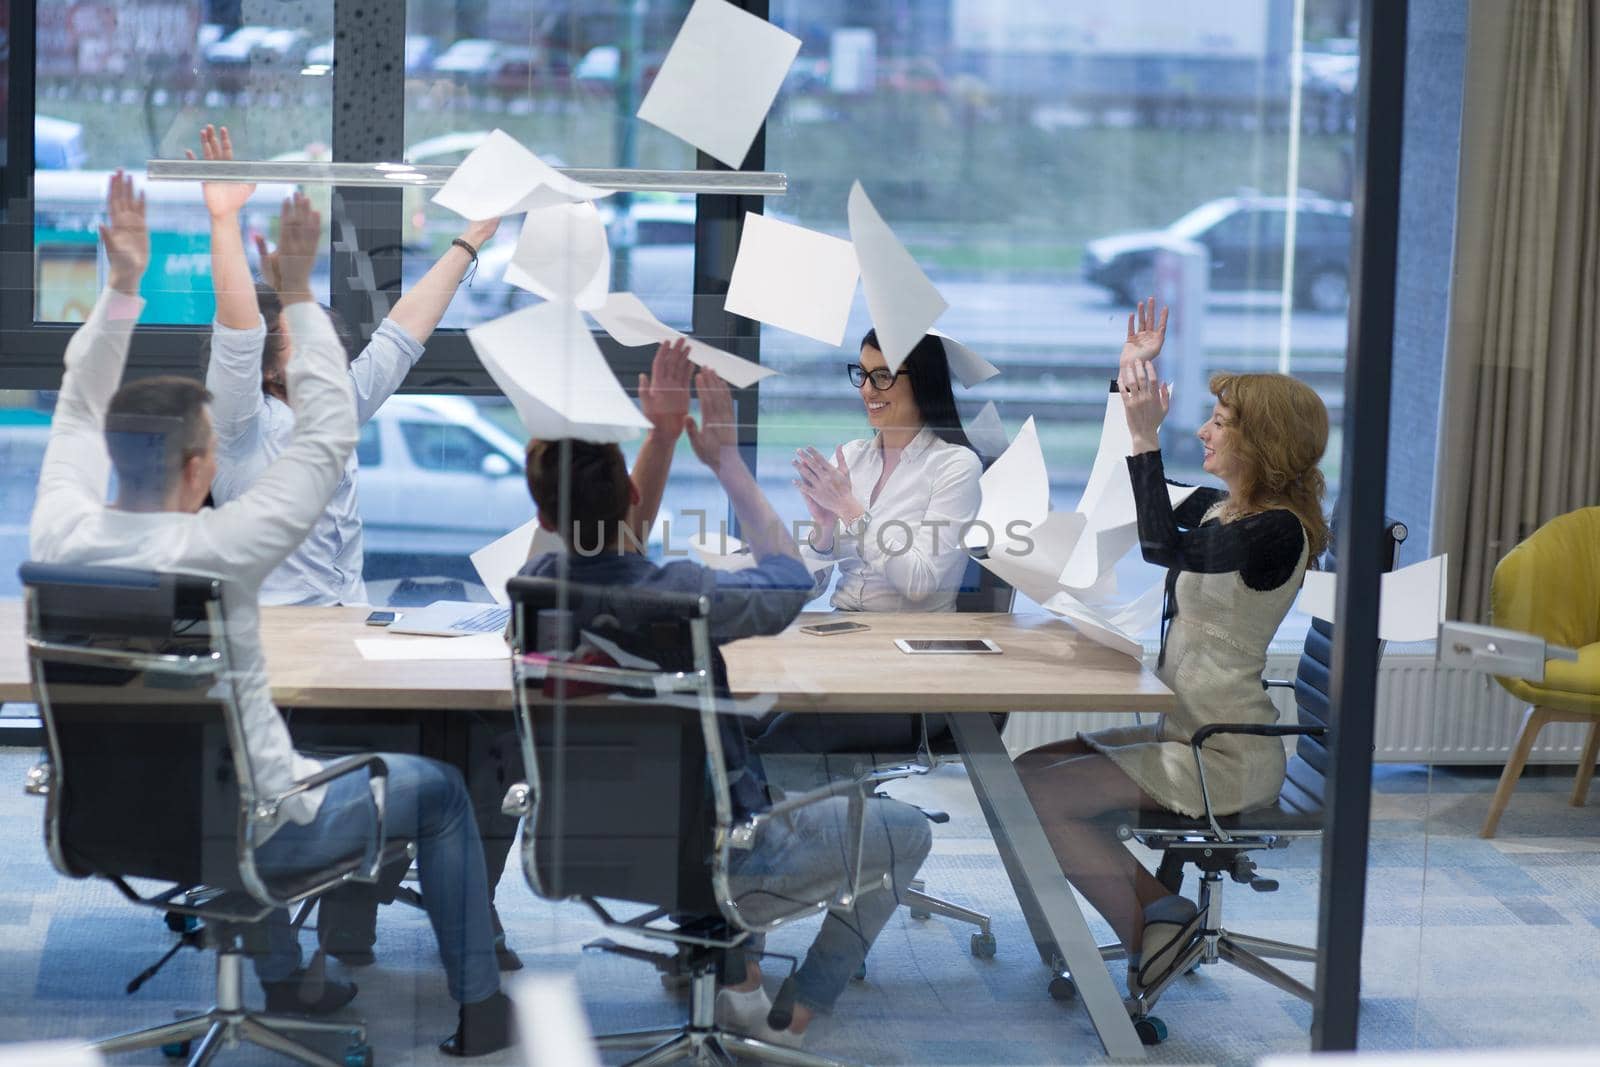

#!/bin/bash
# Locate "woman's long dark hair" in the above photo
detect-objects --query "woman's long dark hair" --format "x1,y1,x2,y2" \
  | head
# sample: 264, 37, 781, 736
861, 328, 975, 453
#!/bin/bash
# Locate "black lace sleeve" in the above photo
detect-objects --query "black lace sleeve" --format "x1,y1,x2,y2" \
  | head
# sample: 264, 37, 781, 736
1127, 451, 1305, 591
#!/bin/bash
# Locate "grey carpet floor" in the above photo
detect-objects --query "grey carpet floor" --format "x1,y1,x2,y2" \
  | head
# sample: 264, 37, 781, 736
0, 749, 1596, 1066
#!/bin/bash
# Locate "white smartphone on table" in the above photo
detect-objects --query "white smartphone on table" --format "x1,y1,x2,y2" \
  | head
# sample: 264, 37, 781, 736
893, 638, 1002, 655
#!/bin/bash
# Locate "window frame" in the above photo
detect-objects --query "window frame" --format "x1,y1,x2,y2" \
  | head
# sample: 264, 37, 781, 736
0, 0, 768, 418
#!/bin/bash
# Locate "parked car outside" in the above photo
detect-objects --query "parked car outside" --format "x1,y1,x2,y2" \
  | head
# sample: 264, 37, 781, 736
354, 395, 533, 562
1082, 195, 1353, 312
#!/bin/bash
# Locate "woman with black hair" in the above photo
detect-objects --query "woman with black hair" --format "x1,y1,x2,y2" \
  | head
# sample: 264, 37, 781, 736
791, 328, 982, 612
751, 329, 982, 762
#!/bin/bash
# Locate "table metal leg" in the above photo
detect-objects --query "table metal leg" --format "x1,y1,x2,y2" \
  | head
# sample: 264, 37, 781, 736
947, 713, 1145, 1061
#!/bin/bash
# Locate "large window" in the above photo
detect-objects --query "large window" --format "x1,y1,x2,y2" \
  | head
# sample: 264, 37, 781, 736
758, 0, 1356, 640
401, 0, 698, 330
33, 1, 334, 324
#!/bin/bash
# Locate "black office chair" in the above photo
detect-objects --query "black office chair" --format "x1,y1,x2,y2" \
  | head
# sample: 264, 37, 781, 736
20, 563, 410, 1067
1093, 518, 1408, 1045
503, 576, 882, 1067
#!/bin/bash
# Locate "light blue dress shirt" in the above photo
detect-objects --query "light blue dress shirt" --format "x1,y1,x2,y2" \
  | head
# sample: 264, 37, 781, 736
206, 315, 423, 606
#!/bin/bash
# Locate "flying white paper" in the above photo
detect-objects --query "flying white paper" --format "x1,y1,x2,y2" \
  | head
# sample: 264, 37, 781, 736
504, 201, 611, 310
355, 633, 510, 662
931, 329, 1001, 387
1043, 581, 1166, 661
637, 0, 801, 168
1059, 390, 1199, 588
965, 416, 1048, 550
0, 1045, 103, 1067
590, 292, 775, 388
468, 301, 652, 443
848, 181, 948, 373
471, 520, 567, 605
1294, 554, 1449, 643
511, 974, 603, 1067
432, 129, 612, 220
977, 512, 1089, 606
724, 212, 860, 346
965, 400, 1009, 461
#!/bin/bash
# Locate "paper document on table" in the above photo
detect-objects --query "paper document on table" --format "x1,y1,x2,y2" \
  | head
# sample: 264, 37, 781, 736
931, 329, 1000, 387
590, 292, 775, 388
579, 629, 661, 672
848, 181, 947, 373
724, 212, 860, 346
1043, 581, 1165, 661
471, 520, 566, 605
468, 301, 652, 443
966, 416, 1048, 549
504, 201, 610, 310
356, 633, 509, 661
1292, 554, 1448, 642
432, 129, 612, 220
965, 401, 1009, 461
511, 974, 602, 1067
1059, 390, 1198, 588
689, 532, 835, 575
637, 0, 800, 168
977, 512, 1087, 606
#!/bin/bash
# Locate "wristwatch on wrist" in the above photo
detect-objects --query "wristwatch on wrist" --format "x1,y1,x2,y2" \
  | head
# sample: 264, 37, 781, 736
842, 509, 871, 538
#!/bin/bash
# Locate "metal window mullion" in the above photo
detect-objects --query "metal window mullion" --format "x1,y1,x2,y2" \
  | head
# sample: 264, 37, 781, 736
1312, 0, 1408, 1051
1, 1, 40, 356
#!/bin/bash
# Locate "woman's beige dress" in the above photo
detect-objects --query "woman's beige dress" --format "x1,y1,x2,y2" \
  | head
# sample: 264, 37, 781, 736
1082, 463, 1311, 818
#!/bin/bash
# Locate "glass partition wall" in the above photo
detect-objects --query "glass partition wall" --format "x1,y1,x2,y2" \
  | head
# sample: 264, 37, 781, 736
0, 3, 1448, 1066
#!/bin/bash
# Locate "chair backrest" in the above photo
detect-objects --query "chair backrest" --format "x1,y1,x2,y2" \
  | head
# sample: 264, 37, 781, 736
20, 563, 243, 891
955, 551, 1017, 615
506, 575, 725, 917
1279, 517, 1408, 816
1491, 505, 1600, 651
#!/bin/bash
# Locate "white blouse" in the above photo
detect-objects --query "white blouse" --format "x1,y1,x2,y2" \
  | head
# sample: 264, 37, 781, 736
811, 427, 983, 613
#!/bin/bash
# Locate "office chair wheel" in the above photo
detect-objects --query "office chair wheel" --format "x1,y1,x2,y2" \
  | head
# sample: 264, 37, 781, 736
970, 932, 997, 959
1134, 1016, 1168, 1045
160, 1041, 190, 1059
344, 1043, 374, 1067
853, 963, 866, 981
1047, 976, 1076, 1001
163, 912, 199, 934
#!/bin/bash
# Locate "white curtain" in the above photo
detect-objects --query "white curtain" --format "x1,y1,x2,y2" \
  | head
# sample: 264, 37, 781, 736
1432, 0, 1600, 621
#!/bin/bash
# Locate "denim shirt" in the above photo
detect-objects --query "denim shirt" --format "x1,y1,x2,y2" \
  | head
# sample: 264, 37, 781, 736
520, 549, 812, 817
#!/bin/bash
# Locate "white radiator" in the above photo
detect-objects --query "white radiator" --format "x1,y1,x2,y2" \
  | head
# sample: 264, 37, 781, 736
1001, 652, 1590, 765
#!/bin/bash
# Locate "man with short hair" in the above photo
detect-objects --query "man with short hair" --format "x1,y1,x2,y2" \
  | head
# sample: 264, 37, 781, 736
30, 173, 512, 1056
516, 363, 933, 1048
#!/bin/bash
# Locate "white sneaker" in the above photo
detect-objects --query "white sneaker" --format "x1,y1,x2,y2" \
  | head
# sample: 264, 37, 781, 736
714, 986, 804, 1049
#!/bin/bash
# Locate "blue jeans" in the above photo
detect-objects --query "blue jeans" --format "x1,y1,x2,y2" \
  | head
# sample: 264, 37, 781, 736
252, 753, 501, 1005
730, 795, 931, 1012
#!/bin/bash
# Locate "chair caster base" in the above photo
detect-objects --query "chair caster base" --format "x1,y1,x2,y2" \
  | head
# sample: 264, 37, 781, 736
161, 1041, 190, 1059
344, 1042, 374, 1067
1135, 1016, 1168, 1045
1047, 976, 1076, 1001
970, 932, 996, 959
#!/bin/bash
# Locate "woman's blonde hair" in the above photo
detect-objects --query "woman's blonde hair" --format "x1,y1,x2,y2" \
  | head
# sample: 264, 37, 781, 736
1207, 372, 1331, 560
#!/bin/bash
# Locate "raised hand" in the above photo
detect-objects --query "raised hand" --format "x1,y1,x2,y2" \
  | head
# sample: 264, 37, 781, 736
1117, 296, 1169, 391
252, 232, 283, 292
793, 446, 862, 524
273, 193, 322, 300
684, 368, 740, 474
100, 170, 149, 296
1120, 358, 1171, 453
637, 337, 693, 437
186, 125, 255, 219
461, 215, 502, 251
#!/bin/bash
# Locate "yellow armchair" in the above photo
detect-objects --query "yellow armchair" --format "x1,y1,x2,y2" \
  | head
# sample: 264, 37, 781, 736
1482, 506, 1600, 837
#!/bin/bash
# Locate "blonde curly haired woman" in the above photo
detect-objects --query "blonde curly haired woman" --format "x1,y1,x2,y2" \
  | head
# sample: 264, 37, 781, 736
1015, 300, 1331, 997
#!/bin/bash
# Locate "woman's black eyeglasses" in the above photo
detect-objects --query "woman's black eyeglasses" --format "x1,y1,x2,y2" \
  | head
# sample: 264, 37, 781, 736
846, 363, 902, 390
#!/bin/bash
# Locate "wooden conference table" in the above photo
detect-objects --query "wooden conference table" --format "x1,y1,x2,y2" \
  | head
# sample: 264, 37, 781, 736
2, 603, 1173, 1059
